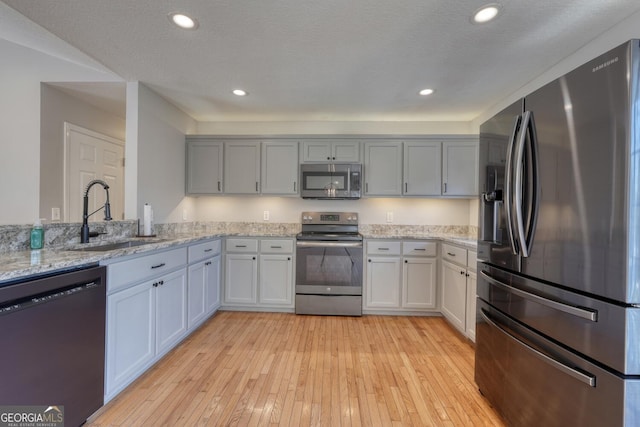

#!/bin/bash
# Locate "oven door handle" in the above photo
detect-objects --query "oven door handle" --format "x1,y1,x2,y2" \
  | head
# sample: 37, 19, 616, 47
296, 241, 363, 248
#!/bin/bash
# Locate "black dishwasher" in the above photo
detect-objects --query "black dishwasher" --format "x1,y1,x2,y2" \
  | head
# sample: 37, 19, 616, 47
0, 265, 106, 427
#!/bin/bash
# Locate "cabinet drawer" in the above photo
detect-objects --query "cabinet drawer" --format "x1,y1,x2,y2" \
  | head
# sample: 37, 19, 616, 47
367, 241, 401, 255
402, 241, 437, 257
226, 238, 258, 253
260, 239, 294, 254
441, 243, 467, 266
108, 247, 187, 293
467, 250, 477, 270
188, 239, 221, 263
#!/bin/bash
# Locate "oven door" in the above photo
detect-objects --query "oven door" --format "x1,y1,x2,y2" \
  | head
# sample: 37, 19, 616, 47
295, 241, 363, 295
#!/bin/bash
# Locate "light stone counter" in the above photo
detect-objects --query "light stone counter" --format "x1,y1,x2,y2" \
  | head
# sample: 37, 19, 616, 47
0, 221, 477, 284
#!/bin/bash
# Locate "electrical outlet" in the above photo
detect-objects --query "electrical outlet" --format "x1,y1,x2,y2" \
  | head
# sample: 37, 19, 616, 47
386, 211, 393, 223
263, 210, 270, 221
51, 207, 60, 221
182, 209, 188, 221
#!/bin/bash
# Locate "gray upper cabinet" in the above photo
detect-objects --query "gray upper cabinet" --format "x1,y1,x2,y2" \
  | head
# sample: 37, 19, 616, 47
442, 140, 478, 196
224, 141, 261, 194
364, 142, 403, 196
302, 140, 360, 162
186, 139, 223, 194
261, 141, 299, 195
403, 141, 441, 196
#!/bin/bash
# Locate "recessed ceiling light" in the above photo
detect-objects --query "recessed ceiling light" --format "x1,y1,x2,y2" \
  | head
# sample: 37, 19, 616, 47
419, 88, 435, 96
472, 4, 502, 24
168, 12, 199, 30
232, 89, 248, 96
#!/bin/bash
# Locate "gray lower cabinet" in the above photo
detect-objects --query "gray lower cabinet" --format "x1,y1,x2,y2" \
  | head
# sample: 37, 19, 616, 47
224, 237, 294, 311
440, 242, 477, 341
104, 247, 188, 402
364, 240, 437, 313
187, 239, 222, 329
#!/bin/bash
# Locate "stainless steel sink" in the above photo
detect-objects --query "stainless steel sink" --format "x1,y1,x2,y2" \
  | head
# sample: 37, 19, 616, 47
71, 240, 165, 252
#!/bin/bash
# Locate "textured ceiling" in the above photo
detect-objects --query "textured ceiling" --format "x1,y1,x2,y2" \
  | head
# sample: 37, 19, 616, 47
3, 0, 640, 122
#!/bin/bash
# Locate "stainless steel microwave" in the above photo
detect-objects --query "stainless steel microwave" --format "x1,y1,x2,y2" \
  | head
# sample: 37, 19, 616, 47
300, 163, 361, 199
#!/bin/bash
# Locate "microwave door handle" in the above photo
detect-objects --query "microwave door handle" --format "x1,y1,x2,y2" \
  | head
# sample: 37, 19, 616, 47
505, 114, 521, 255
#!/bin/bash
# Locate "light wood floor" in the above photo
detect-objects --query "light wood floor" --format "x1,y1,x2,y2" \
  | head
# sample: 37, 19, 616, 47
88, 312, 505, 426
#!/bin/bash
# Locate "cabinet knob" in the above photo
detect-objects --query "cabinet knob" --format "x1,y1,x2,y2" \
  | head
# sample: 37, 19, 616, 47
404, 260, 408, 263
159, 280, 164, 285
466, 273, 470, 277
152, 282, 158, 287
332, 157, 336, 160
252, 256, 256, 260
460, 271, 465, 275
287, 257, 291, 261
368, 259, 371, 262
327, 156, 331, 160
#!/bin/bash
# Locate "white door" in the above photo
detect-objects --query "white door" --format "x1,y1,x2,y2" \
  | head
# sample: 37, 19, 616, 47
65, 123, 124, 222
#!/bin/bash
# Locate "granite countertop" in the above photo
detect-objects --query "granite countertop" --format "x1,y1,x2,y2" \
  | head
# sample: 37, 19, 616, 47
0, 226, 477, 285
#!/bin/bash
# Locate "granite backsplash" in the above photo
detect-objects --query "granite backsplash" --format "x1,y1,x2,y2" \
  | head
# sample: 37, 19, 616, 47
0, 221, 477, 253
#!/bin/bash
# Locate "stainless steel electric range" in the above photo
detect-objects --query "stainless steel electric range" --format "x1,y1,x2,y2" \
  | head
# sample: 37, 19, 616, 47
295, 212, 363, 316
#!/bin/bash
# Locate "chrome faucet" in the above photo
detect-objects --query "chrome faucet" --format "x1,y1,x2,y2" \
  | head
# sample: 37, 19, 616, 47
81, 179, 112, 243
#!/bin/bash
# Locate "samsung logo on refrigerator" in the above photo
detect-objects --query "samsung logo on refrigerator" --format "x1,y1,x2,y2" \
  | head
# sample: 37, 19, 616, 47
592, 56, 619, 72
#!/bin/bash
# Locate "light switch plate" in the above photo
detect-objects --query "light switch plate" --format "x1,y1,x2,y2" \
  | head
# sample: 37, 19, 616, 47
51, 207, 61, 221
386, 211, 393, 223
263, 210, 270, 221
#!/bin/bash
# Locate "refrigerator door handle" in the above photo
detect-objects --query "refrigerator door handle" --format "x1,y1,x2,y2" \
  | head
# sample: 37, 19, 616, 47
524, 111, 541, 257
480, 270, 598, 321
479, 309, 596, 387
505, 114, 521, 255
514, 111, 530, 256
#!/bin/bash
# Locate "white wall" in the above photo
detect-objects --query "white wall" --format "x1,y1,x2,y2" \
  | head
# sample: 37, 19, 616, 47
196, 120, 473, 135
128, 83, 197, 224
472, 9, 640, 129
196, 196, 472, 226
40, 84, 126, 221
0, 39, 120, 225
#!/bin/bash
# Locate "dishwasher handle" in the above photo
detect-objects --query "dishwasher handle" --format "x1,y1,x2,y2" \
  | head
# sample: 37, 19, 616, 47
0, 281, 100, 316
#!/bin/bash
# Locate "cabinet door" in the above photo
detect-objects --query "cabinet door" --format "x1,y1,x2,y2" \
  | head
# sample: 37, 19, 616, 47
302, 141, 333, 162
186, 141, 223, 194
402, 258, 437, 309
365, 256, 401, 308
205, 255, 221, 314
332, 141, 360, 162
187, 261, 207, 329
441, 260, 467, 333
259, 254, 293, 305
403, 142, 441, 196
106, 281, 154, 397
465, 270, 477, 342
442, 140, 478, 196
364, 142, 403, 196
224, 141, 261, 193
224, 254, 258, 304
155, 269, 188, 356
261, 141, 299, 194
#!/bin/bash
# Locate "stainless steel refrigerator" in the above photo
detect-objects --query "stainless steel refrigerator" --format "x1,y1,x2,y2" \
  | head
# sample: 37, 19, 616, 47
476, 40, 640, 426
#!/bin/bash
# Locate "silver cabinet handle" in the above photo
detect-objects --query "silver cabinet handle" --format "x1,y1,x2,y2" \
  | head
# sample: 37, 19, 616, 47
256, 182, 259, 192
235, 245, 247, 248
151, 263, 165, 269
218, 181, 221, 192
414, 248, 426, 251
447, 252, 456, 256
296, 241, 362, 248
378, 248, 389, 251
405, 183, 408, 193
480, 270, 597, 322
479, 309, 596, 387
293, 182, 297, 192
270, 245, 282, 249
443, 182, 447, 193
204, 248, 213, 252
